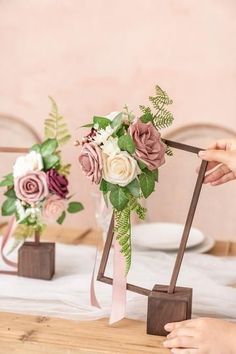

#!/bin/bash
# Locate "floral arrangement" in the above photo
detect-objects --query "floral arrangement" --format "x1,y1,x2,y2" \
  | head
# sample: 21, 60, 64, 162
0, 97, 83, 244
78, 85, 174, 273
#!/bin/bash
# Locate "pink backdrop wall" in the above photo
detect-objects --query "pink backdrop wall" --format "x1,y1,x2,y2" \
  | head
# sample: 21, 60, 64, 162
0, 0, 236, 228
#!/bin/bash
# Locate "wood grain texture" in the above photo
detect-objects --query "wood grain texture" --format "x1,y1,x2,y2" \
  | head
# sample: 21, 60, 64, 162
18, 242, 55, 280
0, 313, 170, 354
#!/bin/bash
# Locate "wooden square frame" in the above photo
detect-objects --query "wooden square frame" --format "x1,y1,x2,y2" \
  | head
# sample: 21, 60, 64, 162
97, 139, 208, 298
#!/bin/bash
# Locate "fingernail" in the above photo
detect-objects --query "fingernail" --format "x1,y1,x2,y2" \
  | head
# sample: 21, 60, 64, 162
164, 323, 171, 331
198, 150, 205, 157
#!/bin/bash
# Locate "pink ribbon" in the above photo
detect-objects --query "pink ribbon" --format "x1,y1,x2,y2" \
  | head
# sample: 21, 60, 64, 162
90, 245, 101, 308
0, 217, 18, 275
109, 239, 127, 324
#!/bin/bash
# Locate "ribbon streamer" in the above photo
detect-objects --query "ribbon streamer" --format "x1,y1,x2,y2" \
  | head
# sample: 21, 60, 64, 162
0, 217, 18, 275
109, 239, 127, 324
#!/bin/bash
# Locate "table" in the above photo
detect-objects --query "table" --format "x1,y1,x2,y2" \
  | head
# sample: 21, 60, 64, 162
0, 225, 235, 354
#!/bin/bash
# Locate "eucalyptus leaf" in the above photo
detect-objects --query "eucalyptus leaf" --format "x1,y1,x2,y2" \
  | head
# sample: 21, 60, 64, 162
140, 112, 153, 123
4, 188, 16, 199
0, 173, 14, 187
30, 144, 41, 153
43, 154, 59, 170
93, 116, 111, 129
138, 169, 155, 198
100, 179, 118, 193
57, 211, 66, 224
2, 198, 16, 216
67, 202, 84, 213
126, 179, 141, 198
110, 112, 123, 128
118, 135, 135, 154
109, 187, 129, 211
40, 138, 58, 157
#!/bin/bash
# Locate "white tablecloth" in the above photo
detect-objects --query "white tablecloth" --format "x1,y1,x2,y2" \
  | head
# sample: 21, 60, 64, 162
1, 242, 236, 321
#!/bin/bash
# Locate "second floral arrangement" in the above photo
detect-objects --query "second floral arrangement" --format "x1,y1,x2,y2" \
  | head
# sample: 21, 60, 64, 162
78, 85, 174, 273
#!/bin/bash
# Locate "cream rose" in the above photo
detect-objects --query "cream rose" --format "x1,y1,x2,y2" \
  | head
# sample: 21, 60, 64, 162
13, 151, 43, 178
103, 151, 139, 187
43, 194, 66, 222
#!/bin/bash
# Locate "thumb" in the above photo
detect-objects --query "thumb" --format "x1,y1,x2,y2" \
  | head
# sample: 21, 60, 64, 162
198, 149, 229, 164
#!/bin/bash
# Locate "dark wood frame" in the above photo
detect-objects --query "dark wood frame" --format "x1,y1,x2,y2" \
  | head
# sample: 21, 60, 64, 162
97, 139, 208, 296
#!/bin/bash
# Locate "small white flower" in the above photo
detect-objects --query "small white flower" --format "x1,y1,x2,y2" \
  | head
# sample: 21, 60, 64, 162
15, 200, 26, 220
101, 137, 120, 156
93, 125, 115, 145
13, 151, 43, 179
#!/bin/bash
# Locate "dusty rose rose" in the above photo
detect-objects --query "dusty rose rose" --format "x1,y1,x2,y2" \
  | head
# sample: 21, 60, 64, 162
129, 120, 165, 170
78, 142, 102, 184
15, 171, 49, 204
46, 169, 69, 198
43, 194, 66, 222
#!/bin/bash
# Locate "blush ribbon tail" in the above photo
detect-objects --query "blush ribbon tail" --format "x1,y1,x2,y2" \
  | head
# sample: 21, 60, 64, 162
109, 239, 126, 324
0, 217, 18, 274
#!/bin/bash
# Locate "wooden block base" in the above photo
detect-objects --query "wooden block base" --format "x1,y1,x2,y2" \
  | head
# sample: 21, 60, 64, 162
18, 242, 55, 280
147, 284, 192, 337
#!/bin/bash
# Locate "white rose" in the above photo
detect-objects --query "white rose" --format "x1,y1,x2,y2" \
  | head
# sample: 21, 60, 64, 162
103, 151, 140, 187
13, 151, 43, 179
101, 137, 120, 156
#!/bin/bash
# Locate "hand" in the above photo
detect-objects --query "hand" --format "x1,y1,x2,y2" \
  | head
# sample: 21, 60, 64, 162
163, 317, 236, 354
198, 139, 236, 186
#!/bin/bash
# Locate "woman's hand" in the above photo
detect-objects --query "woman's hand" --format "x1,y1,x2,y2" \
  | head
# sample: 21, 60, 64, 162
198, 139, 236, 186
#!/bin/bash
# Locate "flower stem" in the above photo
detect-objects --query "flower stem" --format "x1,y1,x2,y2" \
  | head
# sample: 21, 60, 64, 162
34, 230, 40, 246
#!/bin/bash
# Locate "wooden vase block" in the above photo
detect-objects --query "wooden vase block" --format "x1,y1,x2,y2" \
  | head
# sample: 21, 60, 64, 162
18, 242, 55, 280
147, 285, 192, 337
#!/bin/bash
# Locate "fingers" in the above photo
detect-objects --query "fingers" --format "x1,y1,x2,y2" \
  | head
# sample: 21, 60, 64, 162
211, 171, 235, 186
198, 149, 230, 165
170, 349, 198, 354
203, 164, 231, 184
167, 327, 197, 340
163, 335, 196, 349
165, 319, 196, 332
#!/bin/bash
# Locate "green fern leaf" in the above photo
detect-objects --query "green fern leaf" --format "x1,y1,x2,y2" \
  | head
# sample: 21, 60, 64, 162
44, 97, 71, 146
153, 108, 174, 129
165, 145, 173, 156
58, 163, 71, 176
149, 85, 173, 110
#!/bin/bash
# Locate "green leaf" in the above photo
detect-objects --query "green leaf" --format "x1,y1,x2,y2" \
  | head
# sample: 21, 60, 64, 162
153, 169, 159, 182
81, 123, 94, 128
93, 116, 111, 129
118, 135, 135, 154
126, 179, 141, 198
57, 164, 71, 176
4, 188, 16, 199
2, 198, 16, 216
57, 211, 66, 224
140, 112, 153, 123
110, 112, 123, 128
43, 154, 59, 170
67, 202, 84, 213
0, 173, 14, 187
138, 169, 155, 198
109, 187, 129, 211
40, 138, 58, 157
137, 160, 147, 170
30, 144, 41, 153
100, 179, 118, 193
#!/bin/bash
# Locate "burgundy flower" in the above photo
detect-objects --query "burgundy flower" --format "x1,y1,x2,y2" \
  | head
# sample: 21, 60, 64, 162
46, 169, 69, 198
129, 120, 165, 170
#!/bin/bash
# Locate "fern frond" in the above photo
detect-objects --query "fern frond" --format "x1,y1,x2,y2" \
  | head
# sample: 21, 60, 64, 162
149, 85, 173, 110
165, 145, 173, 156
44, 97, 71, 146
129, 196, 147, 220
153, 108, 174, 129
58, 163, 71, 176
139, 105, 151, 115
114, 208, 132, 275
